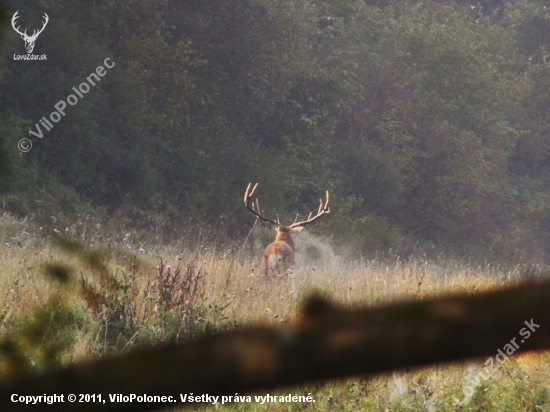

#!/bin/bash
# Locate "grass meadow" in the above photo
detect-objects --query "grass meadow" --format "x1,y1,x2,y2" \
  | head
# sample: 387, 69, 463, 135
0, 213, 549, 411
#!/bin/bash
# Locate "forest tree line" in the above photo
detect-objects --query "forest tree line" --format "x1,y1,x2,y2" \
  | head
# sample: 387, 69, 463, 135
1, 0, 550, 262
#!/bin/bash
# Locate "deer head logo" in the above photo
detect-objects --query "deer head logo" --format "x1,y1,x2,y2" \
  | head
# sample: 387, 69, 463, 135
11, 11, 49, 54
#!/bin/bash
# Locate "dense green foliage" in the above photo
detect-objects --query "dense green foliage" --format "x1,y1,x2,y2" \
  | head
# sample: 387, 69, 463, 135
1, 0, 550, 262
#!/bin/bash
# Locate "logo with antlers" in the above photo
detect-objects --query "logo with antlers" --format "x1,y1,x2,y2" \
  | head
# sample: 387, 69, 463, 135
11, 11, 49, 54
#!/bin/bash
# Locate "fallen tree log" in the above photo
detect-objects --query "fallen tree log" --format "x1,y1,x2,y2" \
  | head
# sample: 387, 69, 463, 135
1, 280, 550, 412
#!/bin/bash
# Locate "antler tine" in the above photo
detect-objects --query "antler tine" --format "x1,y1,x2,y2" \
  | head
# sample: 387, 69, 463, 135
244, 183, 258, 206
11, 11, 26, 36
34, 13, 49, 37
243, 183, 278, 226
244, 183, 251, 204
11, 10, 19, 25
289, 190, 331, 228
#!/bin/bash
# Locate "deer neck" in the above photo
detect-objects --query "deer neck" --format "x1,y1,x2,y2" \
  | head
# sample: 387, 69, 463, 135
275, 229, 295, 250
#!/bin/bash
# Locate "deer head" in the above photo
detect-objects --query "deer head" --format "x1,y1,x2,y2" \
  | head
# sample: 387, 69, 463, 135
12, 11, 49, 54
244, 183, 330, 277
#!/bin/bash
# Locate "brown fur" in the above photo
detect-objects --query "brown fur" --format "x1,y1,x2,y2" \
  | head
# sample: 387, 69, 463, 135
244, 183, 329, 278
259, 226, 301, 277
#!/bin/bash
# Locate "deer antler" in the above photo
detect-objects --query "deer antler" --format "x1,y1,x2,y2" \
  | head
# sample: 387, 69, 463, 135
11, 11, 49, 40
33, 13, 49, 39
11, 11, 26, 37
29, 13, 49, 40
244, 183, 279, 226
289, 191, 330, 228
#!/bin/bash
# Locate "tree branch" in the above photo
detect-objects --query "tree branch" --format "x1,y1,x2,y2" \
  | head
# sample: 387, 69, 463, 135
2, 280, 550, 412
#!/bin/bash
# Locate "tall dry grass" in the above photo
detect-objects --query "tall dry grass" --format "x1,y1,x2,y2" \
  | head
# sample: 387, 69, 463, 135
0, 213, 549, 411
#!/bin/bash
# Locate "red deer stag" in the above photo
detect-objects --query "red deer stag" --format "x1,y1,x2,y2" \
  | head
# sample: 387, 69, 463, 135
244, 183, 330, 277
